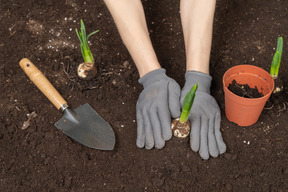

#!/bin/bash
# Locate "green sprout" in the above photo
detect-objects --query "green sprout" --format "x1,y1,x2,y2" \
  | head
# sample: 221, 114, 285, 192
179, 83, 199, 124
270, 37, 283, 79
75, 19, 99, 63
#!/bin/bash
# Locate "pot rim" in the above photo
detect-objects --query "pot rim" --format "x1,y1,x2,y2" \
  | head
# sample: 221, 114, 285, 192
222, 64, 275, 102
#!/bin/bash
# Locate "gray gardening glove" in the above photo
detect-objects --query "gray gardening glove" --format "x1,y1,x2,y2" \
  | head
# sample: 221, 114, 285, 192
180, 71, 226, 160
136, 68, 181, 149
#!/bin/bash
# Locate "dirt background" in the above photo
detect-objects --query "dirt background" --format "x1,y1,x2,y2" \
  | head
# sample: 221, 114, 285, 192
1, 0, 288, 191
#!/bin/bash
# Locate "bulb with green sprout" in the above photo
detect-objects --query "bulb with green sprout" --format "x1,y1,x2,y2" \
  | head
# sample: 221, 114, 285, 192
76, 19, 99, 80
270, 36, 283, 94
171, 83, 199, 138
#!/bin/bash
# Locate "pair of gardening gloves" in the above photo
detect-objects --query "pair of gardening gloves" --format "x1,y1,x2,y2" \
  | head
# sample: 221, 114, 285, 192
136, 68, 226, 160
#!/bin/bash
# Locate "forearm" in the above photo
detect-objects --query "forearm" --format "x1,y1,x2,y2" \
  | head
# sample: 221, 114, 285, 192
104, 0, 161, 77
180, 0, 216, 74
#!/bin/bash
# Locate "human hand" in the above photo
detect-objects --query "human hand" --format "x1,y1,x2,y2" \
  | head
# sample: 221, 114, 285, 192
180, 71, 226, 160
136, 68, 180, 149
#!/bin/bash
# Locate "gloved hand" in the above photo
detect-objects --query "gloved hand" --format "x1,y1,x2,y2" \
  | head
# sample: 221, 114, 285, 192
136, 68, 181, 149
180, 71, 226, 160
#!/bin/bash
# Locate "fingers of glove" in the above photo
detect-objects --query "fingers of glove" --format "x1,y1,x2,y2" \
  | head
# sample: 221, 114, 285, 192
158, 106, 172, 141
214, 112, 227, 154
189, 114, 201, 152
136, 109, 145, 148
150, 111, 165, 149
168, 80, 181, 118
199, 117, 209, 160
143, 110, 154, 149
208, 117, 219, 158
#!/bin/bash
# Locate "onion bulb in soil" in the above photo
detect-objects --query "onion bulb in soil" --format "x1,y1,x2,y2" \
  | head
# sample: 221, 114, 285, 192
171, 118, 190, 138
76, 19, 99, 80
171, 83, 199, 138
77, 62, 97, 80
273, 78, 283, 95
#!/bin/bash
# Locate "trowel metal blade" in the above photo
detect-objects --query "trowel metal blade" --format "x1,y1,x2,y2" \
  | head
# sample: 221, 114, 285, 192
54, 103, 115, 150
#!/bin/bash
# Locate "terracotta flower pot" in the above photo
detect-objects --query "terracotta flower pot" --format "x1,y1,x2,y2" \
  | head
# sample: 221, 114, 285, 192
223, 65, 274, 126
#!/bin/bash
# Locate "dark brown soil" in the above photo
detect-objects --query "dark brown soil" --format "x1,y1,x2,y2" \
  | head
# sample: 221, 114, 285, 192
228, 79, 264, 98
1, 0, 288, 191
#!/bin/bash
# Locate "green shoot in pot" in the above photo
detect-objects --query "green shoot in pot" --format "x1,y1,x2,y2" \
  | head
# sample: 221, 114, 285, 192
171, 83, 199, 138
270, 36, 283, 79
76, 20, 99, 80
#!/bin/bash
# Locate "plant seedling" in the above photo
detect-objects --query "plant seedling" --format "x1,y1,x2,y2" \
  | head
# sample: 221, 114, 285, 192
76, 19, 99, 80
171, 83, 199, 138
270, 36, 283, 94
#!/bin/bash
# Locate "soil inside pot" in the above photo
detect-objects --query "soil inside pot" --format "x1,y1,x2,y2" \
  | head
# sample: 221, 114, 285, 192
228, 80, 264, 98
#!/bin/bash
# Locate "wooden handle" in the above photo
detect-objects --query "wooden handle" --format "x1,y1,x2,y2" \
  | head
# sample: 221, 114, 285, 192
19, 58, 67, 110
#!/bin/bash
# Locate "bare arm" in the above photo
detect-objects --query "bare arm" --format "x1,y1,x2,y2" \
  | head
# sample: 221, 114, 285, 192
180, 0, 226, 159
104, 0, 161, 78
180, 0, 216, 74
104, 1, 181, 150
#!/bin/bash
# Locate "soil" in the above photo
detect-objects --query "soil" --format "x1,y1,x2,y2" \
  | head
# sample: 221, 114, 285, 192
228, 80, 264, 98
1, 0, 288, 191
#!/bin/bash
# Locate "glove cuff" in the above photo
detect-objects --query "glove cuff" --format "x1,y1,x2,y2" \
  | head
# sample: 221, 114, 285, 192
138, 68, 166, 88
185, 71, 212, 94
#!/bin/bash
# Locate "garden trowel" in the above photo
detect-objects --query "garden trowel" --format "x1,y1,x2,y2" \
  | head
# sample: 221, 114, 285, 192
19, 58, 115, 150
